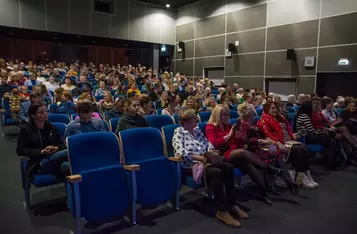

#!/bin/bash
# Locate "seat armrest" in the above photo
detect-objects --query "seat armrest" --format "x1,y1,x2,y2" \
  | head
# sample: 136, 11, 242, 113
124, 164, 140, 171
66, 174, 82, 183
20, 156, 31, 161
168, 156, 183, 162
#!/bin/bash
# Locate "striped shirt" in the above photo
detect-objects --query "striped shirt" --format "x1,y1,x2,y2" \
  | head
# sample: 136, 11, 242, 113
296, 113, 315, 136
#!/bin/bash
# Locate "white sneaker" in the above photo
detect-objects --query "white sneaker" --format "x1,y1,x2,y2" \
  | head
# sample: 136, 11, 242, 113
301, 173, 315, 189
306, 170, 318, 188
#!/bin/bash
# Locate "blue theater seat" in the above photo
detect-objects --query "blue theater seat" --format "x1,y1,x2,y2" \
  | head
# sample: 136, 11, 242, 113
109, 117, 120, 133
145, 115, 174, 130
198, 111, 211, 122
230, 110, 239, 119
48, 113, 71, 124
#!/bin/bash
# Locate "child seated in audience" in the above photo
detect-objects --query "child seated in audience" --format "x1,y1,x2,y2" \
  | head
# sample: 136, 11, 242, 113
127, 82, 141, 96
56, 91, 75, 114
115, 98, 149, 134
4, 88, 21, 120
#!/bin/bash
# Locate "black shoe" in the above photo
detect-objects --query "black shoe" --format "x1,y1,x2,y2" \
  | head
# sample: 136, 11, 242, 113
262, 192, 272, 205
267, 164, 284, 177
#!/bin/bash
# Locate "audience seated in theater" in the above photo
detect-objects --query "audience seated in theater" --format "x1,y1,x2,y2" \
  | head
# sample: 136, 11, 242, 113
127, 82, 141, 96
20, 85, 30, 100
139, 95, 157, 116
338, 99, 357, 136
115, 98, 149, 134
295, 94, 306, 107
98, 91, 115, 113
17, 103, 69, 179
221, 94, 234, 111
334, 96, 345, 109
19, 92, 42, 124
78, 75, 93, 91
24, 73, 42, 86
236, 88, 245, 102
254, 95, 263, 109
55, 91, 75, 114
43, 74, 59, 92
162, 94, 178, 117
204, 96, 218, 112
60, 77, 75, 91
3, 88, 21, 121
172, 107, 247, 228
148, 83, 161, 102
287, 95, 296, 107
65, 101, 106, 137
106, 96, 126, 120
111, 78, 120, 91
206, 104, 283, 204
53, 87, 64, 104
95, 81, 107, 96
257, 101, 317, 188
236, 103, 297, 193
295, 102, 341, 171
175, 93, 184, 109
156, 91, 168, 109
37, 84, 52, 106
243, 93, 257, 115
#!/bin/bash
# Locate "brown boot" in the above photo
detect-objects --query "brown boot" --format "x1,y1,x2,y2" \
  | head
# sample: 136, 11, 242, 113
231, 205, 249, 219
216, 211, 241, 227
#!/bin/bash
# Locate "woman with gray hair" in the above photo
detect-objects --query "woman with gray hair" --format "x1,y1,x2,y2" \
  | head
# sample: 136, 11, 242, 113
172, 107, 248, 228
287, 95, 296, 107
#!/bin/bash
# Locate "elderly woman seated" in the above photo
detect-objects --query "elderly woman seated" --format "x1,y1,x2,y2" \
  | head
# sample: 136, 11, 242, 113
235, 103, 297, 192
172, 107, 247, 228
17, 103, 69, 179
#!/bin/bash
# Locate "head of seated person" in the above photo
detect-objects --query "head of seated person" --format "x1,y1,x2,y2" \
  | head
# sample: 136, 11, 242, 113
287, 95, 296, 106
139, 95, 155, 116
74, 100, 101, 121
208, 104, 230, 127
204, 96, 217, 111
178, 107, 198, 132
238, 103, 254, 124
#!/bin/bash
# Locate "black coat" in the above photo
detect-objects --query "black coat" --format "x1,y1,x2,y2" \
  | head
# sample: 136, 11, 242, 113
16, 121, 64, 162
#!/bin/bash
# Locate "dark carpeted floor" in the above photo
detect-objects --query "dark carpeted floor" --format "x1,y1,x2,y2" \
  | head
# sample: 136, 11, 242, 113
1, 126, 357, 234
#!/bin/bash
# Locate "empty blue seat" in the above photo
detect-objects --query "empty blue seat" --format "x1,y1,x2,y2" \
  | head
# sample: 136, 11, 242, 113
230, 110, 239, 119
119, 128, 181, 209
109, 117, 120, 133
47, 113, 71, 124
145, 115, 174, 130
51, 122, 66, 141
198, 111, 211, 122
66, 132, 137, 232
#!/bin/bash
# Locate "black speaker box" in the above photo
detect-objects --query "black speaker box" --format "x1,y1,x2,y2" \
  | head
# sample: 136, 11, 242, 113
228, 43, 236, 53
287, 49, 296, 60
178, 41, 185, 52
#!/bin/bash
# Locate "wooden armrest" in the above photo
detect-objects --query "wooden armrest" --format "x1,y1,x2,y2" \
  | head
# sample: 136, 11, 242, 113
168, 156, 183, 162
124, 164, 140, 171
20, 156, 31, 161
66, 174, 82, 183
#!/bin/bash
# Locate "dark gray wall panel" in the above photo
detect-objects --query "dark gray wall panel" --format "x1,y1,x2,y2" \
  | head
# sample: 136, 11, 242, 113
20, 0, 45, 30
146, 5, 162, 43
297, 77, 315, 95
70, 0, 90, 35
225, 53, 265, 76
92, 13, 110, 38
0, 0, 20, 27
196, 0, 226, 19
322, 0, 357, 18
224, 77, 264, 89
176, 22, 194, 42
194, 56, 225, 76
227, 4, 267, 33
129, 1, 146, 41
195, 14, 225, 38
175, 59, 193, 76
318, 45, 357, 72
226, 28, 265, 53
195, 36, 225, 57
267, 20, 319, 50
265, 49, 317, 76
111, 0, 129, 39
162, 9, 175, 45
47, 0, 69, 33
175, 40, 194, 59
319, 12, 357, 46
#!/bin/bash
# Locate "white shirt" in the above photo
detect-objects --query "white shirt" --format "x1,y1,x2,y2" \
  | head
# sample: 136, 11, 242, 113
43, 82, 59, 91
61, 84, 75, 91
322, 109, 338, 123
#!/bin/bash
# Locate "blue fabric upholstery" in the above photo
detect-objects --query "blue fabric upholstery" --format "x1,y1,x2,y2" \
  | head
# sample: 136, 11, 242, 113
32, 174, 58, 187
51, 122, 66, 141
95, 95, 104, 101
211, 90, 218, 95
307, 144, 325, 152
234, 168, 244, 177
173, 113, 179, 124
198, 112, 211, 122
145, 115, 174, 130
157, 109, 163, 115
1, 97, 16, 126
335, 108, 344, 115
253, 116, 261, 125
288, 113, 296, 128
256, 108, 263, 116
198, 122, 207, 135
67, 165, 130, 222
109, 117, 120, 133
229, 118, 238, 126
49, 104, 58, 113
294, 106, 300, 112
67, 132, 121, 174
48, 114, 71, 124
287, 106, 296, 113
5, 118, 16, 125
162, 124, 180, 157
230, 110, 239, 119
103, 120, 109, 131
71, 112, 103, 120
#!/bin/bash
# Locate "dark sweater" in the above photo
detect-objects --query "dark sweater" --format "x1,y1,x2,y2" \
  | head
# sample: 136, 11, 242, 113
115, 113, 149, 134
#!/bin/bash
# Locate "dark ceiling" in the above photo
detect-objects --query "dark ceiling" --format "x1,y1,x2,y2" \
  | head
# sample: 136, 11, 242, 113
137, 0, 200, 8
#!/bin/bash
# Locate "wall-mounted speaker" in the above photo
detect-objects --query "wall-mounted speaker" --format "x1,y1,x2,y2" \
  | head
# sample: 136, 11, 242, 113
228, 43, 236, 53
287, 49, 296, 60
178, 41, 185, 53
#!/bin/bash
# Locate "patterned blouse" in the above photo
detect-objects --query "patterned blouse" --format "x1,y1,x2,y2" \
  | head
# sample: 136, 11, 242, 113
172, 126, 215, 167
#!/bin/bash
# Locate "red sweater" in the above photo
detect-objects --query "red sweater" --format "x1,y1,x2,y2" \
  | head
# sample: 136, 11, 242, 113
311, 112, 330, 129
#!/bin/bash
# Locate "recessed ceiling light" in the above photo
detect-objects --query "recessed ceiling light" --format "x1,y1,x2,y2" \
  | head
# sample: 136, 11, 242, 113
166, 4, 170, 8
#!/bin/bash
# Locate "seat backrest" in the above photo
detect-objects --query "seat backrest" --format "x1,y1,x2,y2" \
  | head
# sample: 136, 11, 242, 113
161, 124, 180, 157
230, 110, 239, 119
173, 113, 179, 124
211, 90, 218, 95
229, 118, 238, 126
253, 116, 261, 125
1, 97, 12, 119
51, 122, 66, 141
109, 117, 120, 133
119, 127, 164, 164
103, 120, 109, 131
198, 122, 207, 135
95, 95, 104, 101
256, 108, 263, 116
48, 113, 71, 124
198, 111, 211, 122
145, 115, 174, 129
67, 132, 121, 174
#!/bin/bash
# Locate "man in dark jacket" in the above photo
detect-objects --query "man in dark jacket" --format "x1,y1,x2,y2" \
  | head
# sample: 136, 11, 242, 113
105, 97, 125, 121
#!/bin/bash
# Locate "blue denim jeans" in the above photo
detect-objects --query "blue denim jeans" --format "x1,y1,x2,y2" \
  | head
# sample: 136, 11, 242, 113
41, 149, 70, 178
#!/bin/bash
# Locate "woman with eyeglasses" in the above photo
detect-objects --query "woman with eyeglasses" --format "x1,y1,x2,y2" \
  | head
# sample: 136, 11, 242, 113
16, 103, 69, 179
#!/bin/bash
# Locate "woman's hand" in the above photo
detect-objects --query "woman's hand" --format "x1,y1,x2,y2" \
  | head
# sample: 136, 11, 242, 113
191, 155, 207, 164
291, 133, 297, 140
229, 124, 237, 138
258, 139, 271, 145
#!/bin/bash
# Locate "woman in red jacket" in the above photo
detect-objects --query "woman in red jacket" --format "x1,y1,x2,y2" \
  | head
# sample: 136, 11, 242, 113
206, 104, 283, 204
257, 101, 315, 188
